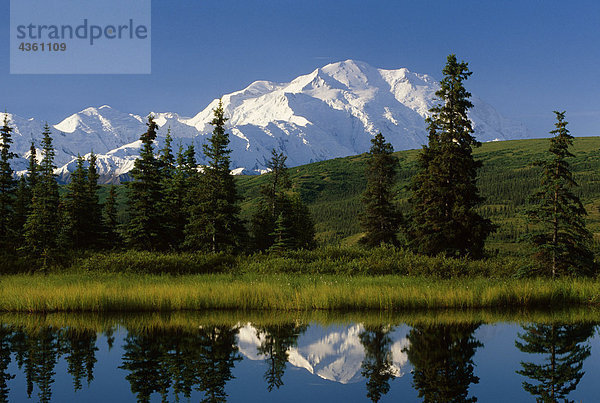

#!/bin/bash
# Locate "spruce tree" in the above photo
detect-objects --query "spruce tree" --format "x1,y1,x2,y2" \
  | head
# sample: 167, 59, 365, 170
102, 185, 121, 248
13, 143, 38, 247
251, 149, 291, 250
185, 101, 244, 252
527, 111, 594, 277
126, 116, 164, 250
163, 144, 196, 250
409, 54, 494, 258
269, 213, 295, 253
60, 155, 90, 249
250, 149, 316, 251
157, 131, 178, 248
0, 115, 16, 249
86, 152, 104, 248
13, 176, 30, 243
27, 142, 39, 190
24, 124, 60, 257
359, 133, 402, 247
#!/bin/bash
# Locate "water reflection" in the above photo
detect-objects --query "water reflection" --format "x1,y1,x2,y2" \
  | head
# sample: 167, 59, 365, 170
404, 324, 482, 402
0, 315, 597, 402
256, 323, 307, 392
516, 323, 594, 402
359, 325, 397, 402
120, 326, 242, 402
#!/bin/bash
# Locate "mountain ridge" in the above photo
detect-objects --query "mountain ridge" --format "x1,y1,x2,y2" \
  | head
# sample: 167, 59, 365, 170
2, 59, 529, 183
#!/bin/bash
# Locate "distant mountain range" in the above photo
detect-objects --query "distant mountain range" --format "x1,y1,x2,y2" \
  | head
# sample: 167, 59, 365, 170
2, 60, 528, 183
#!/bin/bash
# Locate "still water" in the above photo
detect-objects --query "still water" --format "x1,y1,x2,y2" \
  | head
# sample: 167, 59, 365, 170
0, 313, 599, 402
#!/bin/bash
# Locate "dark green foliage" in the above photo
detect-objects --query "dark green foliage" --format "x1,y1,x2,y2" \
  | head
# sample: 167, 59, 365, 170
126, 116, 165, 250
186, 101, 245, 252
250, 149, 316, 252
86, 153, 104, 248
60, 154, 104, 250
27, 142, 39, 190
102, 185, 121, 247
409, 55, 495, 258
24, 124, 60, 257
527, 112, 595, 277
269, 213, 295, 253
60, 156, 90, 249
404, 323, 482, 402
359, 325, 397, 402
0, 115, 16, 249
12, 176, 30, 246
360, 133, 402, 247
516, 323, 594, 402
160, 141, 195, 250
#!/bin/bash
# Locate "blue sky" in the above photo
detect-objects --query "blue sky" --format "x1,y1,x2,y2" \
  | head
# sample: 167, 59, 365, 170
2, 0, 599, 136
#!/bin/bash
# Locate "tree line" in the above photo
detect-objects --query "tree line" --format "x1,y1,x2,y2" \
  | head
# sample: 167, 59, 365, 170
359, 54, 595, 277
0, 100, 315, 263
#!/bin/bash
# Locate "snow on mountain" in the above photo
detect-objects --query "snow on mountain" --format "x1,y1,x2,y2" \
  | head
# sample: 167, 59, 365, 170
236, 323, 410, 385
2, 60, 529, 182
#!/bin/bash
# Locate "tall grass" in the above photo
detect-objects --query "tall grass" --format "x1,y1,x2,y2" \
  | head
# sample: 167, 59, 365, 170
1, 273, 599, 313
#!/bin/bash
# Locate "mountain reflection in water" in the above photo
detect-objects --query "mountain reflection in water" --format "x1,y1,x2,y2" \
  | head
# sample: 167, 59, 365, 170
0, 313, 598, 402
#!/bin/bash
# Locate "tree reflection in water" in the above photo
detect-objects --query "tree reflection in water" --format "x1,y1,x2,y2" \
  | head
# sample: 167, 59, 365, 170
516, 323, 594, 402
359, 324, 397, 402
0, 326, 14, 403
404, 323, 482, 402
120, 325, 242, 403
256, 322, 307, 392
0, 318, 598, 402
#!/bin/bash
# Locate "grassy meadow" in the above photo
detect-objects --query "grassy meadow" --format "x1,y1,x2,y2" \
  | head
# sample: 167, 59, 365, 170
1, 272, 600, 313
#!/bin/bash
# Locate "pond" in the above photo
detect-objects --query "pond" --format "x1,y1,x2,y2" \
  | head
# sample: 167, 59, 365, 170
0, 311, 599, 402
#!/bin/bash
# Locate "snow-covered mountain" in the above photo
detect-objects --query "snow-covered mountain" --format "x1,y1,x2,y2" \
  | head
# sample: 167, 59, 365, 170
236, 323, 410, 385
2, 60, 528, 182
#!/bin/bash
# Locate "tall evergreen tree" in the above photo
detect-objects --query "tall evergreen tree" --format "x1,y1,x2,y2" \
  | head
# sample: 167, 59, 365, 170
163, 144, 196, 250
60, 156, 89, 250
0, 115, 17, 249
126, 116, 164, 250
86, 152, 104, 247
359, 133, 402, 247
409, 54, 494, 258
527, 111, 594, 277
24, 124, 60, 257
251, 149, 316, 251
13, 176, 30, 244
157, 131, 180, 249
27, 142, 39, 190
102, 185, 121, 248
185, 101, 244, 252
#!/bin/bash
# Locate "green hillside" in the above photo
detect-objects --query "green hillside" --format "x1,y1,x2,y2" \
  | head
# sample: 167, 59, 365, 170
236, 137, 600, 255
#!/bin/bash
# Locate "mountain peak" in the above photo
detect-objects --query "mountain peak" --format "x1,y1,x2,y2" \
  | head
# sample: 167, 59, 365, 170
6, 61, 529, 182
